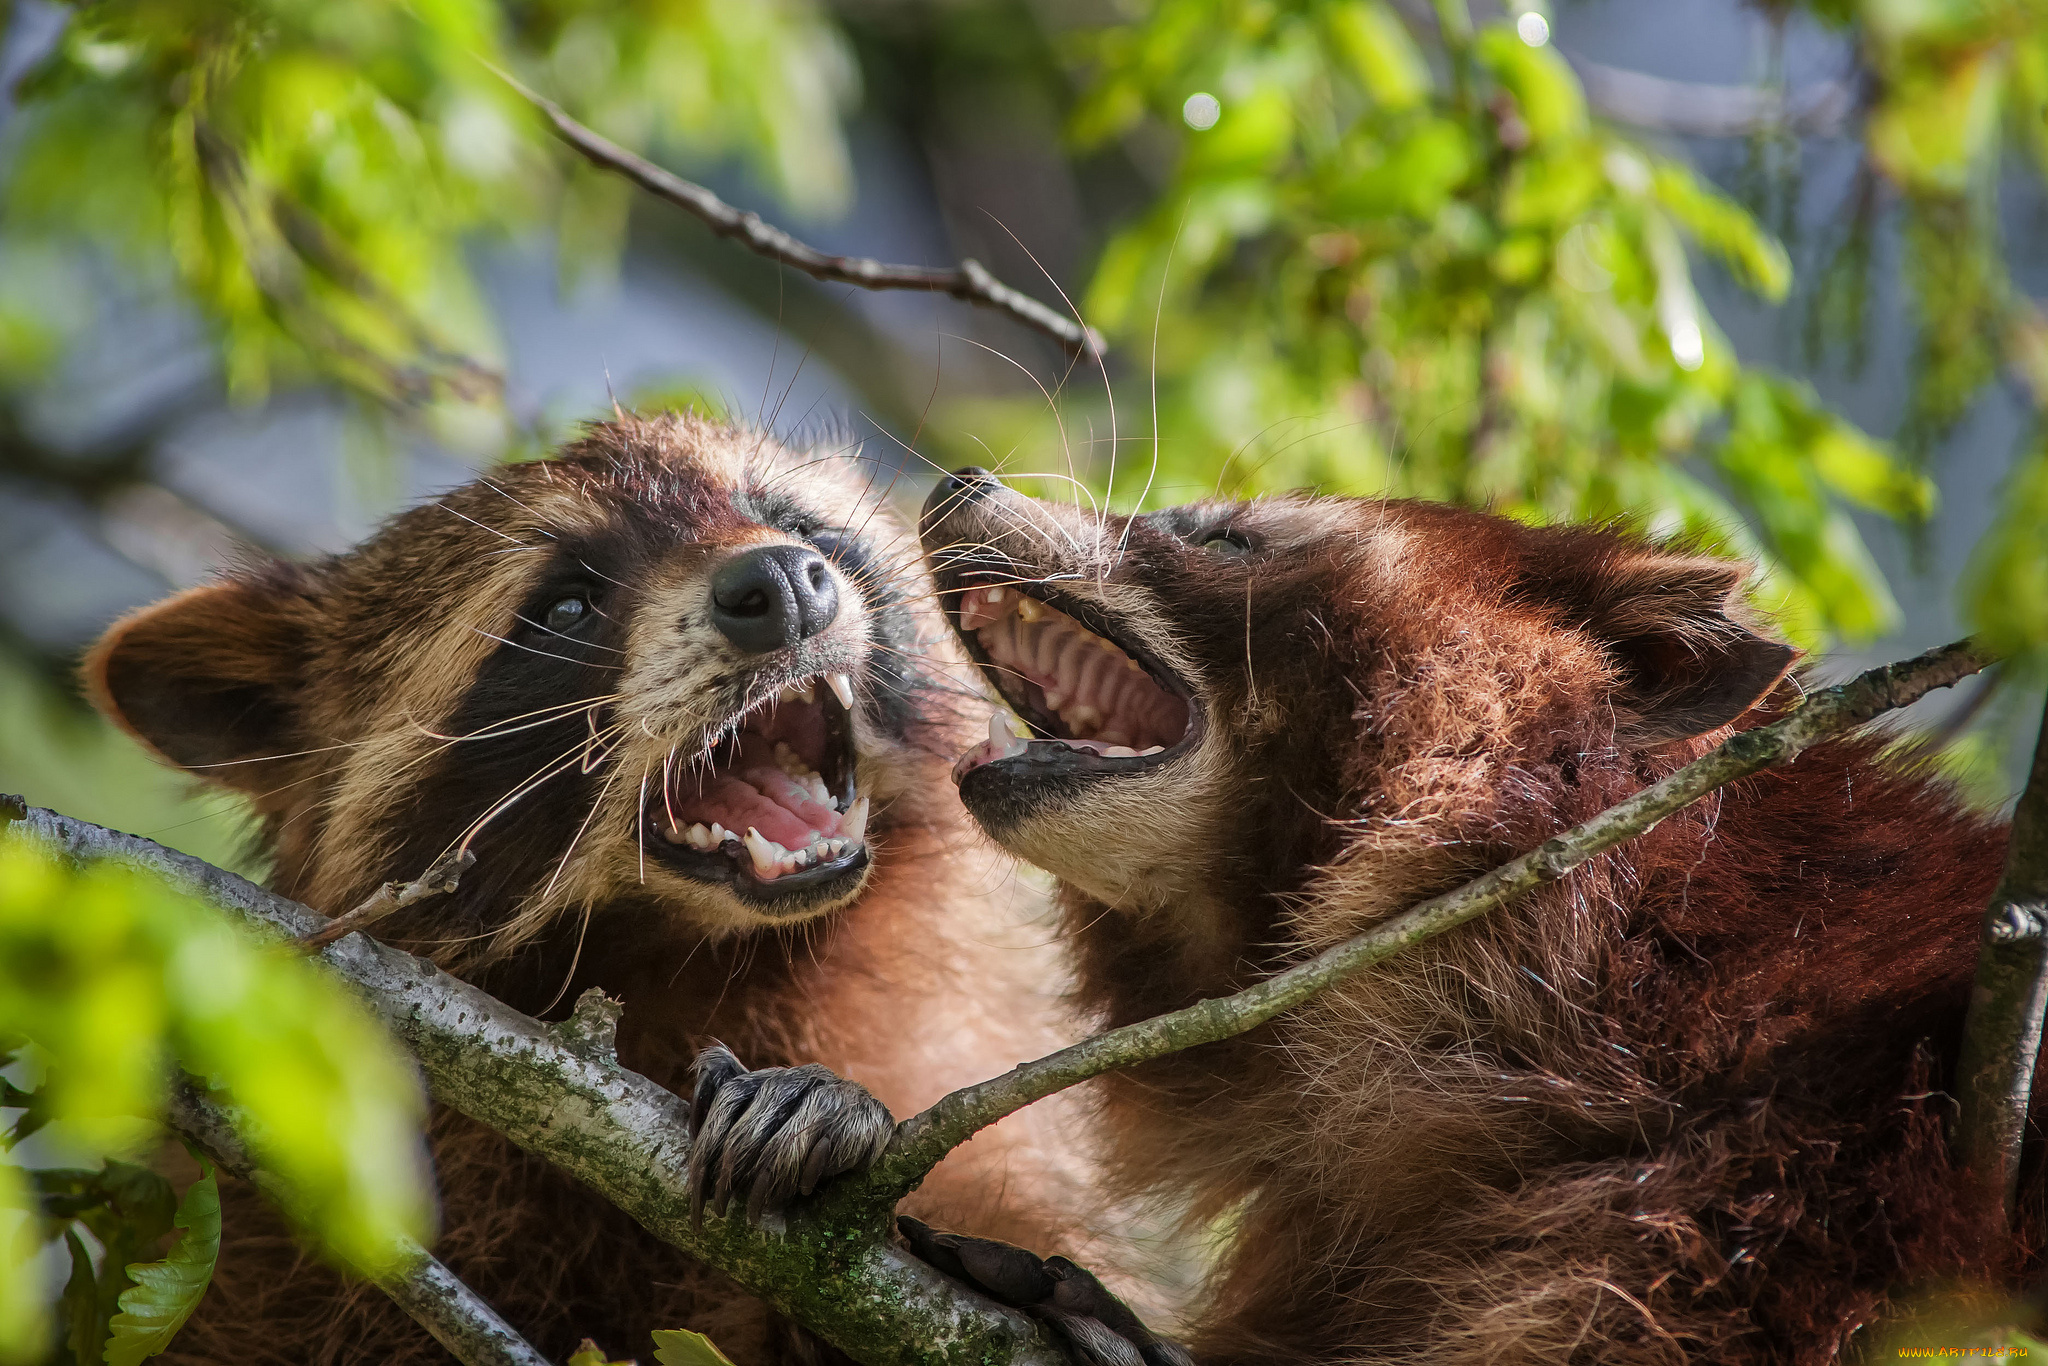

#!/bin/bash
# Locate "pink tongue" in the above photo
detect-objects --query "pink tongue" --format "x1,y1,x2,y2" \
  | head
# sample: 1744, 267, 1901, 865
675, 734, 843, 848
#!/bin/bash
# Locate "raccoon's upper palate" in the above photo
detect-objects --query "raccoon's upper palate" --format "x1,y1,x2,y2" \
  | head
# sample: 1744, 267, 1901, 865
948, 585, 1192, 780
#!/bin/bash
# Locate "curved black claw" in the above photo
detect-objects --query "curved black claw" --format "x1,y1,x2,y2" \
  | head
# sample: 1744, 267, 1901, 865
898, 1216, 1193, 1366
686, 1043, 894, 1228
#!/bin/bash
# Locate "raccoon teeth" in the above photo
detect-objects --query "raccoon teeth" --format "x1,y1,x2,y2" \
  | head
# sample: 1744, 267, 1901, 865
780, 679, 816, 705
841, 796, 869, 847
988, 711, 1030, 761
826, 673, 855, 710
743, 827, 783, 878
1014, 595, 1046, 623
1140, 745, 1165, 756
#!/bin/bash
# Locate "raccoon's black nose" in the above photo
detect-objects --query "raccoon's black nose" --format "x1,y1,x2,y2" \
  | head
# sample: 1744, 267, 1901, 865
709, 544, 840, 654
942, 466, 997, 496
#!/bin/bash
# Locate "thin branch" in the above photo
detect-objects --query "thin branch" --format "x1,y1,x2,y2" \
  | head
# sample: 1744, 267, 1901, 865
849, 638, 1997, 1207
1564, 51, 1857, 138
1955, 688, 2048, 1225
497, 70, 1106, 362
9, 805, 1064, 1366
301, 848, 475, 950
165, 1079, 557, 1366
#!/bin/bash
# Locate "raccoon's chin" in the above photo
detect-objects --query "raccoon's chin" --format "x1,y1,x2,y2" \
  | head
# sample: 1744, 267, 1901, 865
945, 582, 1203, 796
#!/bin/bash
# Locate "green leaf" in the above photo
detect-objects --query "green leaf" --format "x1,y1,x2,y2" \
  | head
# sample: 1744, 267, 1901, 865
1475, 27, 1588, 145
567, 1340, 633, 1366
1326, 2, 1431, 110
651, 1329, 741, 1366
0, 1160, 44, 1366
103, 1167, 220, 1366
1868, 48, 2005, 193
63, 1231, 102, 1365
1649, 163, 1792, 302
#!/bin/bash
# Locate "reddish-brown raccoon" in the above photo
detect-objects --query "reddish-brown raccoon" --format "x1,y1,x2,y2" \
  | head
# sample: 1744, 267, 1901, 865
83, 418, 1104, 1365
921, 469, 2029, 1365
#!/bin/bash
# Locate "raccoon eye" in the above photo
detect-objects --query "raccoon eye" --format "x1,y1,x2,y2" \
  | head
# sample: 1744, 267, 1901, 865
1200, 531, 1253, 557
542, 596, 590, 632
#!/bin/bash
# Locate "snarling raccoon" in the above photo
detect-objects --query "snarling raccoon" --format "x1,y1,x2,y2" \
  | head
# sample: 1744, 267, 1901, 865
916, 467, 2024, 1365
83, 418, 1101, 1365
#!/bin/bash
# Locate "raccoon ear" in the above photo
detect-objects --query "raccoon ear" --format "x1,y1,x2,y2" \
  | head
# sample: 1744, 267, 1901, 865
84, 573, 313, 789
1567, 554, 1797, 746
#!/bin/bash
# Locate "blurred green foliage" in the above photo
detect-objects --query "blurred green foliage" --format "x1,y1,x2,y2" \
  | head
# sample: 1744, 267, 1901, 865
5, 0, 2042, 661
0, 838, 428, 1362
962, 0, 1928, 649
0, 0, 854, 423
1797, 0, 2048, 664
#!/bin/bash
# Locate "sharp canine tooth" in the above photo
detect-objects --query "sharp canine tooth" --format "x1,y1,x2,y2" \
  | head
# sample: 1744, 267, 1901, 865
841, 796, 869, 847
1016, 596, 1045, 623
743, 828, 781, 877
827, 673, 855, 710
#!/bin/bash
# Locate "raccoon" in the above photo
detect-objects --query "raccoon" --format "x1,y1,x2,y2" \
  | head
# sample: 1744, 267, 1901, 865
83, 418, 1099, 1365
914, 467, 2024, 1365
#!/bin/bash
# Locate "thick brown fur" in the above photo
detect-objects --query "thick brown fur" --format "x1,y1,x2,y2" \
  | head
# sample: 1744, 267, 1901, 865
84, 416, 1114, 1365
921, 479, 2029, 1365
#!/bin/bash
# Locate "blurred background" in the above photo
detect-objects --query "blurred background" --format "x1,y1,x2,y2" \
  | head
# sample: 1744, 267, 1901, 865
1, 0, 2045, 873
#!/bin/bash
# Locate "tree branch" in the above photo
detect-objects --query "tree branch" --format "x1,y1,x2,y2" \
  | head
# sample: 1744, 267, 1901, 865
300, 848, 475, 950
847, 638, 1997, 1208
1955, 688, 2048, 1225
10, 806, 1066, 1366
496, 70, 1106, 362
164, 1079, 557, 1366
1563, 52, 1857, 138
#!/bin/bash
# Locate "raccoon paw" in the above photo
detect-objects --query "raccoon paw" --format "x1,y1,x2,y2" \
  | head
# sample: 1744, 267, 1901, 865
897, 1216, 1192, 1366
686, 1043, 895, 1227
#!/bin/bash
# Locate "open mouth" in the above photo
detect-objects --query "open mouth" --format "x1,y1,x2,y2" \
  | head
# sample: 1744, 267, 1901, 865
648, 672, 871, 904
949, 584, 1196, 782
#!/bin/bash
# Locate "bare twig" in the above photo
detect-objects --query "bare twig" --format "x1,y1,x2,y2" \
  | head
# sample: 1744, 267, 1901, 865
301, 849, 476, 950
848, 638, 1997, 1207
12, 807, 1065, 1366
1955, 689, 2048, 1225
498, 71, 1106, 361
165, 1079, 557, 1366
1564, 51, 1857, 138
